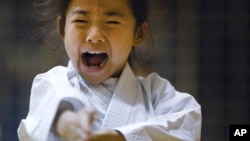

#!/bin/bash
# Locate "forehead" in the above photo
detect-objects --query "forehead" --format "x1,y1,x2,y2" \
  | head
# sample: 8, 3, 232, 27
66, 0, 132, 16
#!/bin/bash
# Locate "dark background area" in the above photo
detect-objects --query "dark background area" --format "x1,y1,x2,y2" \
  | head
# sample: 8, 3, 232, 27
0, 0, 249, 141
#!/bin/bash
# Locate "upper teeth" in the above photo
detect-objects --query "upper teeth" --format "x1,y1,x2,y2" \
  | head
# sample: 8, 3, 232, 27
87, 51, 103, 54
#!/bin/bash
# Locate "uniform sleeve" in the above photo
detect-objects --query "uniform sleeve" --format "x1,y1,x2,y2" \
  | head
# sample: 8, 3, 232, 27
17, 74, 64, 141
17, 71, 86, 141
116, 73, 202, 141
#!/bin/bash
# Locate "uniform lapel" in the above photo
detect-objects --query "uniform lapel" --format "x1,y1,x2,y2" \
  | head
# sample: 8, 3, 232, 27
79, 78, 112, 113
102, 63, 138, 128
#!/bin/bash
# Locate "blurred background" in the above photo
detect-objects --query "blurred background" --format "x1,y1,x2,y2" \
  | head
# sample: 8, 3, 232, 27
0, 0, 249, 140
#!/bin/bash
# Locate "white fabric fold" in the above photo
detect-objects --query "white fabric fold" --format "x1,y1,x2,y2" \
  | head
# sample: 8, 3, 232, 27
17, 61, 202, 141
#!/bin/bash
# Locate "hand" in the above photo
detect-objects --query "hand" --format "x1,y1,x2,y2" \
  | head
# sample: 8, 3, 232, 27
87, 129, 126, 141
56, 107, 96, 141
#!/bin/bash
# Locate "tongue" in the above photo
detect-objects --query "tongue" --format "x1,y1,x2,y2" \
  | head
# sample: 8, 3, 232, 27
87, 54, 107, 66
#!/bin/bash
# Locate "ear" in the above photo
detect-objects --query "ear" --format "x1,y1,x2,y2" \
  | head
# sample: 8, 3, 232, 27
57, 16, 65, 40
133, 22, 148, 46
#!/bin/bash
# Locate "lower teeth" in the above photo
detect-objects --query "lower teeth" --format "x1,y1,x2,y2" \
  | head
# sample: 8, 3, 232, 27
100, 59, 106, 67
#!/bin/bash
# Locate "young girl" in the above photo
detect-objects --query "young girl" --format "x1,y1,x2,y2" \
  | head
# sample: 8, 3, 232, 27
18, 0, 202, 141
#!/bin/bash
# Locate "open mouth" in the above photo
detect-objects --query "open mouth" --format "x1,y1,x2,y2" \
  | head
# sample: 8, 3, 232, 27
82, 52, 108, 69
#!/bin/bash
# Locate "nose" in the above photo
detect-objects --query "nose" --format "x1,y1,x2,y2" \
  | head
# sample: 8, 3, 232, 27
85, 26, 105, 43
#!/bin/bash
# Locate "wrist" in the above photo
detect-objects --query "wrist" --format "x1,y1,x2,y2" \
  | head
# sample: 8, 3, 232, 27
91, 129, 126, 141
52, 101, 74, 135
55, 110, 75, 137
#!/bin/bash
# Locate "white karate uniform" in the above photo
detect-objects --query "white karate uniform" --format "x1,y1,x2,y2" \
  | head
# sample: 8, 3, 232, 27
17, 61, 202, 141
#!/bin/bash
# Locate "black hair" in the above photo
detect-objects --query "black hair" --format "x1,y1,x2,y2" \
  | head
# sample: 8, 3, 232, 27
32, 0, 70, 46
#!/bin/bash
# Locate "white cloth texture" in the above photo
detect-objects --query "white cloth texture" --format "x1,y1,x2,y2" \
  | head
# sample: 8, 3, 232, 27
17, 61, 202, 141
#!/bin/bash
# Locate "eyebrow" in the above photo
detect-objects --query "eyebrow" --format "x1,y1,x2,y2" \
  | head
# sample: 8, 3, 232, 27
71, 9, 124, 17
104, 11, 124, 17
71, 9, 89, 15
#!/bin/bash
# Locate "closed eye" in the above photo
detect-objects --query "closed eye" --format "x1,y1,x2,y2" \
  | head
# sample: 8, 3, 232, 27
74, 19, 88, 23
106, 21, 120, 25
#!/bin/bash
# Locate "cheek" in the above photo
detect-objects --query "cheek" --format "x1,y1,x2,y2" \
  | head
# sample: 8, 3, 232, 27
110, 32, 135, 60
111, 43, 133, 63
63, 37, 80, 63
64, 28, 84, 53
